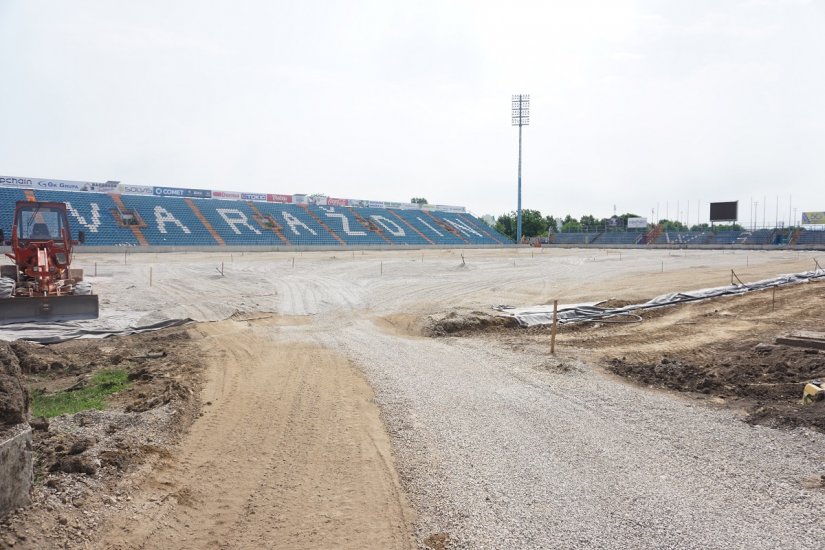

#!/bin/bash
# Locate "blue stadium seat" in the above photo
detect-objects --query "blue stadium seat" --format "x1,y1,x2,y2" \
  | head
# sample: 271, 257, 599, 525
349, 206, 429, 245
195, 199, 281, 246
0, 188, 29, 242
0, 187, 511, 247
119, 195, 214, 246
426, 211, 504, 245
252, 202, 341, 246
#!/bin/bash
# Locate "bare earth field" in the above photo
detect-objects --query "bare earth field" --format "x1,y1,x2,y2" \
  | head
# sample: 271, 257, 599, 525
2, 247, 825, 549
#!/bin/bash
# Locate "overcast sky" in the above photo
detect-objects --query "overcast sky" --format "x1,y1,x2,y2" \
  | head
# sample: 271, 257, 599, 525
1, 0, 822, 225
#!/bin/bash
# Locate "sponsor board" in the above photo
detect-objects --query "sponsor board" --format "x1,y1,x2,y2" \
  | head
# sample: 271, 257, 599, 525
212, 190, 242, 200
241, 192, 267, 202
0, 176, 116, 192
326, 197, 349, 206
117, 184, 154, 195
369, 200, 385, 208
627, 217, 648, 229
0, 176, 34, 188
383, 201, 405, 209
153, 186, 212, 198
292, 194, 309, 205
348, 199, 369, 208
308, 195, 328, 206
267, 193, 293, 203
802, 211, 825, 225
435, 205, 467, 214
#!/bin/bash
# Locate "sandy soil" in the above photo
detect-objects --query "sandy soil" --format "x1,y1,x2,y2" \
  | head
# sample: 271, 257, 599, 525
92, 317, 412, 550
2, 247, 825, 549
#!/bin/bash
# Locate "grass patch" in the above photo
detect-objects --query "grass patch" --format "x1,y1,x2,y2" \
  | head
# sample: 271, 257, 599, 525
31, 369, 131, 418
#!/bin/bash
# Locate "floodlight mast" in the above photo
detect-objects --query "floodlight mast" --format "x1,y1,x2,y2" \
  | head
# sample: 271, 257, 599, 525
512, 94, 530, 243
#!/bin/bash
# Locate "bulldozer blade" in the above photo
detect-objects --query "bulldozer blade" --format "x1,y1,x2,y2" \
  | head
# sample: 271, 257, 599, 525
0, 294, 99, 325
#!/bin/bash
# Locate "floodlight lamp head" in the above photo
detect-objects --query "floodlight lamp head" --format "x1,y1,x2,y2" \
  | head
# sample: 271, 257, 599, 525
511, 93, 530, 126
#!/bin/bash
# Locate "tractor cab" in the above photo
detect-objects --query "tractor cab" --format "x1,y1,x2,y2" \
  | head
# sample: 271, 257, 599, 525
0, 201, 97, 324
7, 202, 78, 276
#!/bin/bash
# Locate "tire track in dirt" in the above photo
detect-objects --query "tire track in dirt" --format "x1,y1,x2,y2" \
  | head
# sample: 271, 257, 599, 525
93, 318, 412, 550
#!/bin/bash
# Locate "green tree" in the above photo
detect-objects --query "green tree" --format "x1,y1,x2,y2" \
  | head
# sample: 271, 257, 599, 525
495, 213, 516, 240
411, 197, 428, 205
561, 214, 582, 232
658, 219, 688, 231
495, 210, 553, 239
521, 209, 548, 237
579, 214, 597, 230
545, 215, 558, 233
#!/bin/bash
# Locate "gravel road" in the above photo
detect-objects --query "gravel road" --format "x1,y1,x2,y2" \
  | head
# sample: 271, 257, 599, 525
326, 320, 825, 549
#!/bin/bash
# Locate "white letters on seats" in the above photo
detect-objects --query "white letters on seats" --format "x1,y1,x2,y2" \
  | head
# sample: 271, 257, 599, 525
446, 218, 483, 237
370, 215, 405, 237
325, 212, 366, 236
282, 212, 317, 236
417, 217, 444, 237
66, 202, 101, 233
154, 206, 191, 234
217, 208, 261, 235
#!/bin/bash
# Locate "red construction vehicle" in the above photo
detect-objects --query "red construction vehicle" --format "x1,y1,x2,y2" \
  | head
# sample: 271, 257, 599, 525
0, 201, 99, 324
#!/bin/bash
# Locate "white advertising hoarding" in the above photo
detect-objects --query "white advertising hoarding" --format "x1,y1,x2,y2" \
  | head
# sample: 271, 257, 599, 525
1, 176, 118, 192
627, 217, 648, 229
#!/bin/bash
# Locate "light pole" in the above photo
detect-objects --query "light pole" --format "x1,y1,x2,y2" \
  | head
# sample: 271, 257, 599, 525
512, 94, 530, 243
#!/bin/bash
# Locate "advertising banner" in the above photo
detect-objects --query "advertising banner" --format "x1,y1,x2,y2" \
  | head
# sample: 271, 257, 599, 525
79, 181, 119, 192
435, 205, 467, 214
0, 176, 35, 188
0, 176, 116, 192
369, 200, 385, 209
326, 197, 349, 206
241, 192, 267, 202
627, 217, 648, 229
308, 195, 328, 206
348, 199, 369, 208
212, 190, 242, 200
117, 184, 154, 195
267, 194, 293, 203
802, 211, 825, 225
292, 194, 309, 205
153, 186, 212, 199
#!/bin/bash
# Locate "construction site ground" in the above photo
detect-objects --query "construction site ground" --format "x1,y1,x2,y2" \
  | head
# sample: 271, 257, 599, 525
2, 247, 825, 549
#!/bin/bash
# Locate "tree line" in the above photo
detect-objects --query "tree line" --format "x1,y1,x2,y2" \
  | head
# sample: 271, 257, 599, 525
493, 210, 743, 241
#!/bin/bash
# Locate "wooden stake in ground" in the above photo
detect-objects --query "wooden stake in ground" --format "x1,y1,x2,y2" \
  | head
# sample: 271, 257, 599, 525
772, 286, 776, 311
550, 300, 559, 354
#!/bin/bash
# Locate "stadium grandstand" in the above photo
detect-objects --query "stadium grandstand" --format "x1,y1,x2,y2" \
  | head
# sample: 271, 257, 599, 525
2, 176, 823, 250
545, 226, 825, 248
0, 176, 511, 248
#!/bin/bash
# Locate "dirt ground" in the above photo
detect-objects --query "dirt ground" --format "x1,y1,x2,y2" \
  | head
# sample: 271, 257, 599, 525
435, 274, 825, 433
1, 247, 824, 548
1, 317, 411, 550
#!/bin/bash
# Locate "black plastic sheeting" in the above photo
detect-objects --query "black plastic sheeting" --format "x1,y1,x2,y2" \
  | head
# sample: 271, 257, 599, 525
494, 268, 825, 327
0, 318, 194, 344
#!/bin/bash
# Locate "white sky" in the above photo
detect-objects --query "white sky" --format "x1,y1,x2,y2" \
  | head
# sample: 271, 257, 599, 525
1, 0, 823, 225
